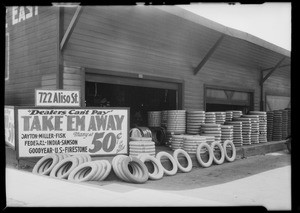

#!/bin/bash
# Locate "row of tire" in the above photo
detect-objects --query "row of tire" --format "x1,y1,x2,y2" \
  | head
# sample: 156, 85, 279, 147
32, 153, 112, 182
32, 140, 236, 184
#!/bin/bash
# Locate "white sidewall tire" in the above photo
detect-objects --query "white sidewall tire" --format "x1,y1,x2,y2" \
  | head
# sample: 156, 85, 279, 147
196, 143, 213, 168
98, 160, 112, 181
140, 154, 164, 180
91, 161, 103, 181
32, 154, 59, 175
223, 140, 236, 162
50, 156, 79, 179
211, 142, 225, 165
73, 162, 98, 182
156, 151, 178, 176
173, 149, 193, 173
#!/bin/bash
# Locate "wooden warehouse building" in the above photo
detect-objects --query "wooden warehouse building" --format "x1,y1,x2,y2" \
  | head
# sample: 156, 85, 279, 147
5, 5, 291, 127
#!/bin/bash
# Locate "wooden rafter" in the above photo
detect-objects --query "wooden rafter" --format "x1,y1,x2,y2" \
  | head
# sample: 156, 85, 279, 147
261, 57, 286, 84
194, 34, 225, 75
60, 6, 83, 51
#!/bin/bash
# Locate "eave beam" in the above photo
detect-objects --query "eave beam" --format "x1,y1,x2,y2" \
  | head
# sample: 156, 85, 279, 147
194, 34, 225, 75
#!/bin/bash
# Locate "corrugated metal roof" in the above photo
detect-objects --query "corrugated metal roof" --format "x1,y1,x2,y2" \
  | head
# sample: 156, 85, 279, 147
157, 5, 291, 72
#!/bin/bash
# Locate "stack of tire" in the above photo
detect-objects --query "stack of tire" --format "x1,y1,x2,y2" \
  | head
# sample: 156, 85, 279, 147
170, 134, 187, 150
200, 123, 221, 143
166, 110, 186, 134
129, 137, 156, 157
215, 112, 226, 125
224, 121, 243, 147
205, 112, 216, 124
225, 111, 233, 122
233, 117, 252, 145
286, 108, 291, 136
161, 110, 168, 128
232, 111, 243, 119
220, 125, 234, 146
186, 110, 205, 135
147, 111, 162, 127
32, 153, 112, 182
281, 109, 288, 140
182, 135, 207, 155
242, 114, 259, 144
272, 110, 283, 141
249, 111, 267, 143
267, 111, 274, 141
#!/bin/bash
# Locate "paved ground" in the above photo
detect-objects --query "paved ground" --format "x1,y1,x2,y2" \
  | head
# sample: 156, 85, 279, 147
5, 150, 291, 210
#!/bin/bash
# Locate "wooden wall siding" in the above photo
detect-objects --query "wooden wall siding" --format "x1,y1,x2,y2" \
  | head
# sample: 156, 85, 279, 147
41, 73, 57, 89
5, 6, 59, 106
63, 66, 82, 89
61, 6, 289, 111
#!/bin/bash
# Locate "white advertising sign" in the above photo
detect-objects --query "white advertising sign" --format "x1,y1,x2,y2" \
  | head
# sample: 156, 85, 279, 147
5, 106, 15, 149
17, 108, 129, 158
35, 89, 80, 107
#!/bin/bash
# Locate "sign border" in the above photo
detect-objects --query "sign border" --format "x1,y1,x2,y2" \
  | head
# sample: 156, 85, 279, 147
15, 106, 130, 159
34, 89, 81, 107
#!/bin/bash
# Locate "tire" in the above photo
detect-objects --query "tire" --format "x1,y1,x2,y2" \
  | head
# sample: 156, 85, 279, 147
68, 161, 98, 182
112, 155, 130, 182
223, 140, 236, 162
50, 156, 79, 179
196, 143, 213, 168
139, 154, 164, 180
156, 151, 178, 176
37, 158, 52, 174
121, 156, 149, 184
172, 149, 193, 173
211, 141, 225, 165
90, 161, 104, 181
32, 153, 59, 175
98, 160, 112, 181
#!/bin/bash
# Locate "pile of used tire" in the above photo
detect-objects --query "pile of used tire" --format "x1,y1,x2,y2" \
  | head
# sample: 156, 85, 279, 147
32, 153, 112, 182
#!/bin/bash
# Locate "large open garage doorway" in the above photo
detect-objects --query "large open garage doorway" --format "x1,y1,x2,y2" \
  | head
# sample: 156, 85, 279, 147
204, 85, 254, 114
85, 71, 183, 128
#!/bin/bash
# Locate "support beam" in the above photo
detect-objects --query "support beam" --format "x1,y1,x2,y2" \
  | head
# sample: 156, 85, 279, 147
60, 6, 83, 51
261, 57, 286, 84
194, 34, 225, 75
261, 63, 290, 72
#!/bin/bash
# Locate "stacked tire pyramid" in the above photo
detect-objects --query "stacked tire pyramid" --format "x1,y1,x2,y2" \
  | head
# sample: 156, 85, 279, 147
186, 110, 205, 135
267, 111, 274, 141
281, 109, 288, 140
147, 111, 162, 127
220, 125, 233, 146
215, 112, 226, 124
249, 111, 267, 143
242, 114, 259, 144
182, 135, 207, 154
129, 137, 156, 157
225, 111, 233, 122
200, 123, 221, 143
272, 110, 283, 141
233, 117, 252, 145
224, 121, 243, 147
205, 112, 216, 124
